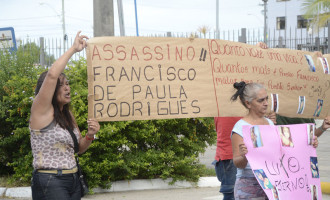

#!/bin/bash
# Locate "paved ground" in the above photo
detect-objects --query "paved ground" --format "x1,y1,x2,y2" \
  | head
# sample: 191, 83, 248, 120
82, 187, 222, 200
316, 129, 330, 183
86, 189, 330, 200
3, 187, 330, 200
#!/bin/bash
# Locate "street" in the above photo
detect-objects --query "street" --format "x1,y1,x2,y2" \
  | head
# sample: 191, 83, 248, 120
82, 187, 221, 200
82, 188, 330, 200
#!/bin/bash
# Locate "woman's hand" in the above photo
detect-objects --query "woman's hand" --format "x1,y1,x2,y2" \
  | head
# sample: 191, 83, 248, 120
322, 116, 330, 130
256, 42, 268, 49
72, 31, 89, 53
312, 136, 319, 148
315, 116, 330, 137
86, 118, 100, 138
315, 51, 323, 58
239, 143, 248, 157
265, 111, 277, 124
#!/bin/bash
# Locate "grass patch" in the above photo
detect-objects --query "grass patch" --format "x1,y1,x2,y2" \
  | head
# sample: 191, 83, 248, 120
0, 176, 30, 187
0, 176, 11, 187
201, 167, 216, 176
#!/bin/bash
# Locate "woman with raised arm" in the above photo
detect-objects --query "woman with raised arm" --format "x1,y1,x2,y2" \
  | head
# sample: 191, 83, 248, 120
30, 31, 100, 200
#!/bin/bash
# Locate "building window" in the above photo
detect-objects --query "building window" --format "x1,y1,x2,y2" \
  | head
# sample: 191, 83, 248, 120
297, 15, 309, 28
277, 17, 286, 30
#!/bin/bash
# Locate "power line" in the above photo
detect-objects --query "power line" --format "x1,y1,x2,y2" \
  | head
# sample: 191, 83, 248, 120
66, 15, 92, 22
0, 16, 58, 21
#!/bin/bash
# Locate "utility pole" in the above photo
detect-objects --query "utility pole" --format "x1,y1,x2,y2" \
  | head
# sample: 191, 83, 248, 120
262, 0, 268, 44
285, 0, 287, 46
328, 23, 330, 53
134, 0, 139, 36
117, 0, 125, 36
94, 0, 115, 36
216, 0, 219, 39
62, 0, 66, 51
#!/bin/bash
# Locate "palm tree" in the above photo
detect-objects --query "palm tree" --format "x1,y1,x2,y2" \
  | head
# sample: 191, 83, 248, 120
301, 0, 330, 32
197, 25, 210, 38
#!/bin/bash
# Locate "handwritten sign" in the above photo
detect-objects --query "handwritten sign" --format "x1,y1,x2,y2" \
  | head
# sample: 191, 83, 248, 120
86, 37, 330, 121
243, 124, 322, 200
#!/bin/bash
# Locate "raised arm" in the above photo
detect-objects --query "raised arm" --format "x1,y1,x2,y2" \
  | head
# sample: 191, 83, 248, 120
30, 31, 88, 129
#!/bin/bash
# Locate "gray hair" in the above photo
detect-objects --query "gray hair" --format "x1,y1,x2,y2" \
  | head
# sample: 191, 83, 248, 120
231, 82, 266, 108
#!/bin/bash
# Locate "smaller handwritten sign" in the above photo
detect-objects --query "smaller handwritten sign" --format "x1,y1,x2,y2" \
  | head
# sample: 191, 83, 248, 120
243, 124, 322, 200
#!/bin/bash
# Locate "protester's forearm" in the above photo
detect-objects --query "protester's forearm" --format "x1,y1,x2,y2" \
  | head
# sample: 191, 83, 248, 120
48, 47, 76, 78
233, 155, 248, 169
315, 126, 326, 137
78, 137, 93, 154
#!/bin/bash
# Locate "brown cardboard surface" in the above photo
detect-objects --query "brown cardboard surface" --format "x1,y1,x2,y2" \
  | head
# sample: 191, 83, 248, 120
86, 37, 330, 121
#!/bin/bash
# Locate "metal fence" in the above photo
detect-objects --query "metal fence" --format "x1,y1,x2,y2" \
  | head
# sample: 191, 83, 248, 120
17, 25, 329, 66
18, 37, 86, 67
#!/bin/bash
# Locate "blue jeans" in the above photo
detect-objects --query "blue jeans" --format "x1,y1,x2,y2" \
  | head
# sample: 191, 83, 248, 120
213, 159, 237, 200
31, 170, 81, 200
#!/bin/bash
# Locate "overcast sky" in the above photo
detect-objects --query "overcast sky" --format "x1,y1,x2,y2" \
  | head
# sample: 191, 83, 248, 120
1, 0, 265, 39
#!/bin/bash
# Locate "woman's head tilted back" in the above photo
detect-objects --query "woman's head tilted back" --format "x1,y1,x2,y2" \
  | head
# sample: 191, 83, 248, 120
35, 71, 75, 130
231, 81, 266, 109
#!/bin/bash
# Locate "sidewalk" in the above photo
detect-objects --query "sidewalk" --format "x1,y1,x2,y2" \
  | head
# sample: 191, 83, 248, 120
315, 120, 330, 194
0, 177, 220, 199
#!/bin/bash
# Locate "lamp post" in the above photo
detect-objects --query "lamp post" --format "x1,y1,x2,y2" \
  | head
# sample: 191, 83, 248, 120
216, 0, 219, 39
39, 1, 66, 51
62, 0, 66, 51
262, 0, 268, 44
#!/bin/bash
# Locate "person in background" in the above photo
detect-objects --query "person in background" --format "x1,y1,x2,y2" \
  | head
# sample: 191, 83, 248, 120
213, 117, 241, 200
230, 81, 318, 200
29, 31, 100, 200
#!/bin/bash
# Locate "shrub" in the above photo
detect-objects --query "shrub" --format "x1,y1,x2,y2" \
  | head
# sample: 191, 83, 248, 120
0, 46, 44, 178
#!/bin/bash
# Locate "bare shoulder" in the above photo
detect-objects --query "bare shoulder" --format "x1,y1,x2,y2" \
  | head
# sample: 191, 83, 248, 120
29, 107, 54, 130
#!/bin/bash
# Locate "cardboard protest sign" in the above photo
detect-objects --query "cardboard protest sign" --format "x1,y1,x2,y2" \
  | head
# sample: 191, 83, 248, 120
86, 37, 330, 121
243, 124, 322, 200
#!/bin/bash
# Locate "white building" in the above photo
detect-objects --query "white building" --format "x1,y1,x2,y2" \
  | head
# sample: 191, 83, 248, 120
267, 0, 328, 51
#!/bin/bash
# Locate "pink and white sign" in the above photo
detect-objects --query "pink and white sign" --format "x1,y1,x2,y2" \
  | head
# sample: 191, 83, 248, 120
243, 124, 321, 200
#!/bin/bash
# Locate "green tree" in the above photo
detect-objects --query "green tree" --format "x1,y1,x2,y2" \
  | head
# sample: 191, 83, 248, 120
302, 0, 330, 30
18, 41, 55, 67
